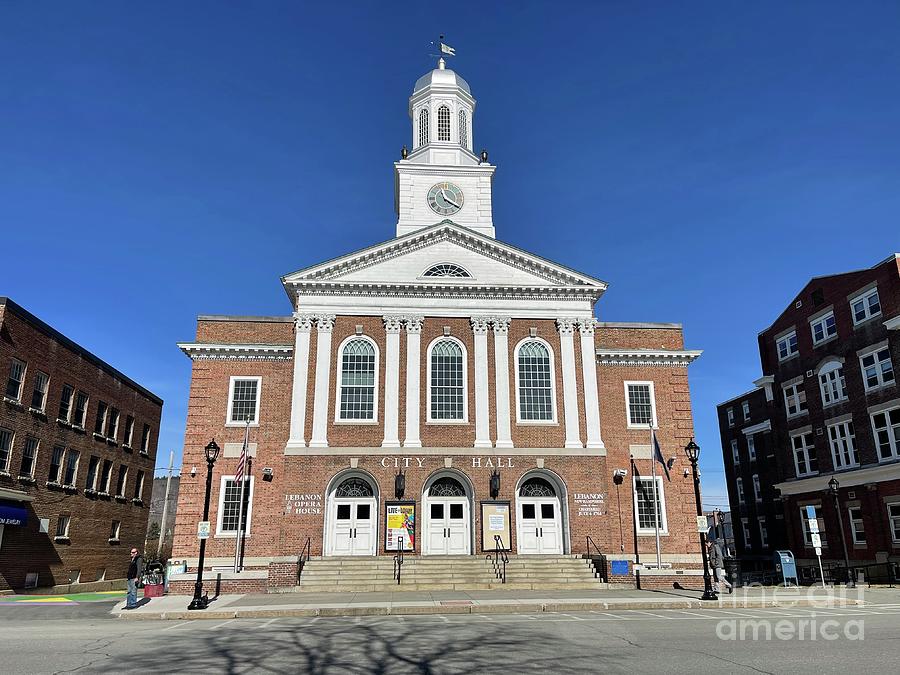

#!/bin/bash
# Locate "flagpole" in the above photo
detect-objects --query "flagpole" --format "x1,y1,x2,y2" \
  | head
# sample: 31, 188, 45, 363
234, 418, 250, 573
651, 426, 662, 569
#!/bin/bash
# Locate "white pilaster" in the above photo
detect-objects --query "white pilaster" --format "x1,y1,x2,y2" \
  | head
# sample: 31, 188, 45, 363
557, 318, 583, 449
492, 317, 513, 449
381, 315, 403, 448
308, 314, 335, 448
403, 316, 424, 448
578, 318, 604, 449
471, 317, 492, 448
287, 314, 314, 448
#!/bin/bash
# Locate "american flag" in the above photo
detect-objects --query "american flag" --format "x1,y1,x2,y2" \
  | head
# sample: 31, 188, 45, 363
235, 419, 250, 482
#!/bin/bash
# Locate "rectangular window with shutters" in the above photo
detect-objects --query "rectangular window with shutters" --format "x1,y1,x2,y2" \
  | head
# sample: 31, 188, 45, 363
30, 372, 49, 411
216, 476, 254, 535
72, 391, 89, 428
625, 382, 656, 428
848, 507, 865, 544
5, 358, 26, 401
20, 437, 38, 478
633, 476, 667, 534
48, 445, 65, 483
58, 384, 74, 422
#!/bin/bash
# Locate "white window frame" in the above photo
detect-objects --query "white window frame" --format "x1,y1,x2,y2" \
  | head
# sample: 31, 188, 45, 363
887, 502, 900, 544
62, 448, 80, 487
109, 520, 121, 542
818, 361, 847, 406
731, 439, 740, 463
810, 310, 837, 345
30, 371, 49, 411
633, 475, 668, 535
72, 390, 89, 429
848, 506, 865, 545
115, 465, 128, 497
726, 407, 735, 427
19, 436, 38, 478
791, 431, 818, 477
776, 331, 799, 361
625, 381, 657, 429
828, 420, 859, 470
752, 474, 761, 502
84, 455, 100, 491
55, 515, 71, 539
0, 427, 12, 473
850, 287, 881, 326
742, 401, 750, 421
859, 345, 894, 392
5, 358, 26, 402
334, 335, 380, 424
57, 384, 74, 423
800, 505, 826, 547
747, 435, 757, 461
758, 517, 768, 548
871, 406, 900, 462
736, 477, 745, 504
426, 336, 469, 424
741, 518, 751, 549
514, 337, 558, 424
226, 376, 262, 427
216, 475, 255, 537
783, 382, 807, 418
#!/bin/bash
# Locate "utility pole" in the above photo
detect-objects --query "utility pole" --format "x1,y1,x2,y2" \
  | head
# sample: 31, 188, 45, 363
158, 450, 175, 553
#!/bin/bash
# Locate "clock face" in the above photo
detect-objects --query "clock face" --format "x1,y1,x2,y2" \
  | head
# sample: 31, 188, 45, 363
427, 182, 464, 216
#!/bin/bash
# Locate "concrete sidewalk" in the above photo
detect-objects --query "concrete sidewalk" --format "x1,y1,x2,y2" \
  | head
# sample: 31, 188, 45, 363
113, 585, 885, 620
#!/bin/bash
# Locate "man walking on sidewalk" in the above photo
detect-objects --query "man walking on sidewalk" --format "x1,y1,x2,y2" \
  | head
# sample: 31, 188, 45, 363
125, 547, 144, 609
707, 540, 732, 594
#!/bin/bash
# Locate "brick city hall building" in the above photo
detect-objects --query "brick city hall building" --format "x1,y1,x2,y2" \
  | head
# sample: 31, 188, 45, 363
171, 58, 703, 592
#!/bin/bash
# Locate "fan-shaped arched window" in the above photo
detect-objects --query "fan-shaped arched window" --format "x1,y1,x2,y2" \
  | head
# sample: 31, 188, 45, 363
517, 341, 554, 421
418, 108, 429, 148
429, 477, 466, 497
458, 109, 468, 147
437, 105, 451, 141
423, 263, 471, 278
519, 477, 556, 497
429, 339, 465, 421
338, 338, 376, 420
819, 360, 847, 406
335, 477, 374, 498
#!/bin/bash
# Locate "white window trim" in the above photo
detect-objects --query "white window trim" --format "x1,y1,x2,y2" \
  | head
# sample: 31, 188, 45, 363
776, 331, 799, 362
731, 439, 740, 463
736, 477, 745, 504
625, 381, 658, 429
858, 344, 894, 393
513, 336, 558, 425
0, 427, 13, 473
791, 431, 818, 478
215, 474, 255, 537
333, 334, 380, 424
870, 405, 900, 463
809, 310, 838, 346
752, 474, 761, 502
30, 371, 49, 411
848, 507, 865, 544
426, 336, 469, 424
727, 407, 735, 427
226, 376, 262, 427
818, 360, 848, 406
850, 286, 881, 326
6, 358, 26, 402
800, 506, 826, 547
19, 437, 38, 478
747, 435, 757, 461
887, 502, 900, 544
827, 420, 859, 470
115, 465, 128, 497
783, 382, 807, 419
72, 390, 89, 428
741, 518, 751, 549
63, 449, 80, 487
742, 401, 750, 421
758, 518, 768, 548
134, 471, 145, 500
633, 475, 668, 535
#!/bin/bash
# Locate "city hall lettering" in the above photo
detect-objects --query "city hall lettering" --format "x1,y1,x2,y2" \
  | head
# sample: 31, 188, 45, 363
171, 53, 702, 593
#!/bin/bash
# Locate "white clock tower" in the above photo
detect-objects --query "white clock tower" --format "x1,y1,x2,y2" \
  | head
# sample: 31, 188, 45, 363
395, 57, 496, 238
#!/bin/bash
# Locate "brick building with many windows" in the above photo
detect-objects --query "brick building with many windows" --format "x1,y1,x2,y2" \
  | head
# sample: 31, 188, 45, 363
718, 254, 900, 579
0, 297, 162, 591
170, 58, 704, 593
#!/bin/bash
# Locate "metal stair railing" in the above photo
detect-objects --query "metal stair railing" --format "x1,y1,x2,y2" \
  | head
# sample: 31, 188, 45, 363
392, 537, 404, 584
297, 537, 311, 582
486, 535, 508, 584
585, 536, 607, 581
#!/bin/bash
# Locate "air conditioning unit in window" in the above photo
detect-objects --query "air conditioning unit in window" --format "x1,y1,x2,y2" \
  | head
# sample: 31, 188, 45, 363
806, 370, 814, 378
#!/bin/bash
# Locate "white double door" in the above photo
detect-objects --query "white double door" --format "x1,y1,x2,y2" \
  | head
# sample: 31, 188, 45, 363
328, 498, 376, 556
517, 498, 563, 554
424, 498, 470, 555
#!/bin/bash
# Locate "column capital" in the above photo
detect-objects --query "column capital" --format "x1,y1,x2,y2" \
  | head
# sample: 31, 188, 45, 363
491, 317, 511, 334
294, 313, 315, 333
316, 314, 336, 332
470, 316, 491, 335
383, 315, 404, 333
405, 316, 425, 333
556, 318, 578, 336
578, 318, 597, 336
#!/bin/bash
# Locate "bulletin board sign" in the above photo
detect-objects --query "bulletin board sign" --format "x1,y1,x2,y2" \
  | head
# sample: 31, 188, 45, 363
385, 501, 416, 552
480, 501, 511, 552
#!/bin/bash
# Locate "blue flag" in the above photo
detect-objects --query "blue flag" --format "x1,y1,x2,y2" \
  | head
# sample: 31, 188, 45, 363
652, 429, 670, 481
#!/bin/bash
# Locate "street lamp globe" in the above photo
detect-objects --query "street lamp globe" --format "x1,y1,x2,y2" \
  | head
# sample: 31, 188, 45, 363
205, 439, 220, 464
828, 476, 839, 495
685, 438, 700, 463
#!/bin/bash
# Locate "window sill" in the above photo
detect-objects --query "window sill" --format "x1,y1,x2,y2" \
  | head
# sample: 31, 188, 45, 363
97, 491, 111, 500
515, 420, 559, 426
72, 425, 85, 434
0, 470, 11, 479
864, 382, 895, 395
106, 438, 118, 446
57, 418, 72, 428
777, 353, 800, 364
812, 335, 839, 349
122, 444, 132, 452
852, 313, 883, 330
333, 419, 379, 425
822, 398, 849, 409
214, 532, 251, 539
108, 538, 120, 545
139, 451, 149, 457
63, 485, 78, 494
131, 498, 144, 506
92, 432, 106, 441
114, 495, 127, 503
225, 422, 260, 428
85, 488, 98, 498
636, 530, 669, 537
3, 396, 23, 408
28, 407, 47, 419
786, 411, 809, 421
17, 475, 36, 485
796, 473, 819, 479
46, 481, 63, 490
425, 420, 470, 425
54, 536, 70, 543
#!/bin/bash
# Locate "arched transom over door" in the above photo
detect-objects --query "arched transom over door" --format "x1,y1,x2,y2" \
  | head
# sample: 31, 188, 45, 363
326, 476, 377, 556
516, 476, 564, 554
423, 476, 471, 555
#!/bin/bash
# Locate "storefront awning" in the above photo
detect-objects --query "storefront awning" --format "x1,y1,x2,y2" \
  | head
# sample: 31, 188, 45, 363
0, 501, 28, 526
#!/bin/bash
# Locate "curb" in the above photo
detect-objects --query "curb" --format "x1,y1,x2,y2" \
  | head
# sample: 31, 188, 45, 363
114, 596, 864, 621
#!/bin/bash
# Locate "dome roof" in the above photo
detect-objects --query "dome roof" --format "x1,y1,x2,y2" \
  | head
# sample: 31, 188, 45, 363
413, 61, 471, 95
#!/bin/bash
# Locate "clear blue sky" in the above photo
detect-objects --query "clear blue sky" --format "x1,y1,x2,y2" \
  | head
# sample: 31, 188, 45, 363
3, 2, 899, 507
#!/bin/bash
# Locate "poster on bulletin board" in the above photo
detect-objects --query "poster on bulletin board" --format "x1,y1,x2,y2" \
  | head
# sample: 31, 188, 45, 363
385, 501, 416, 552
480, 501, 511, 552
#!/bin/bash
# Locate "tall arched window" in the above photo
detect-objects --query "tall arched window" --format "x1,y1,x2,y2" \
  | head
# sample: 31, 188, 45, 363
338, 338, 376, 420
458, 109, 468, 148
437, 105, 451, 141
418, 108, 429, 148
429, 339, 465, 420
517, 341, 554, 421
819, 360, 847, 406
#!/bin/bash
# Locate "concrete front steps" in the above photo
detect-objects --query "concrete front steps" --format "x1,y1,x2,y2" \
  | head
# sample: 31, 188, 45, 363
289, 554, 608, 593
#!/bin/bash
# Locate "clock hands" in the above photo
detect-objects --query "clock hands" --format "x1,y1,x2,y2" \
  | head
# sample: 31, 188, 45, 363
439, 188, 461, 209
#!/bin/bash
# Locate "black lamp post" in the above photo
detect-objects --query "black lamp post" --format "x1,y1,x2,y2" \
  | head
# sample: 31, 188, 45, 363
685, 439, 718, 601
490, 470, 500, 499
395, 470, 406, 500
188, 439, 220, 610
828, 477, 855, 588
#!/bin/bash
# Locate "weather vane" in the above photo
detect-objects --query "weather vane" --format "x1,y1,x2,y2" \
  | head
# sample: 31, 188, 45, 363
429, 34, 456, 63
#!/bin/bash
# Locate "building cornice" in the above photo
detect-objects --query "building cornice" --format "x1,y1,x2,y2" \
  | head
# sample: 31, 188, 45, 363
292, 282, 601, 302
775, 461, 900, 495
0, 486, 34, 502
742, 420, 772, 436
177, 343, 294, 361
595, 349, 702, 367
885, 315, 900, 330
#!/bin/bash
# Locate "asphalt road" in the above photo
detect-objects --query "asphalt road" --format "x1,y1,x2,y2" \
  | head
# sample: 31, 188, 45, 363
1, 603, 899, 674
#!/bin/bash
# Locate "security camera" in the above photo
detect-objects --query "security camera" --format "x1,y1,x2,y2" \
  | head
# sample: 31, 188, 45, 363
613, 468, 628, 484
190, 466, 197, 478
262, 467, 274, 482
